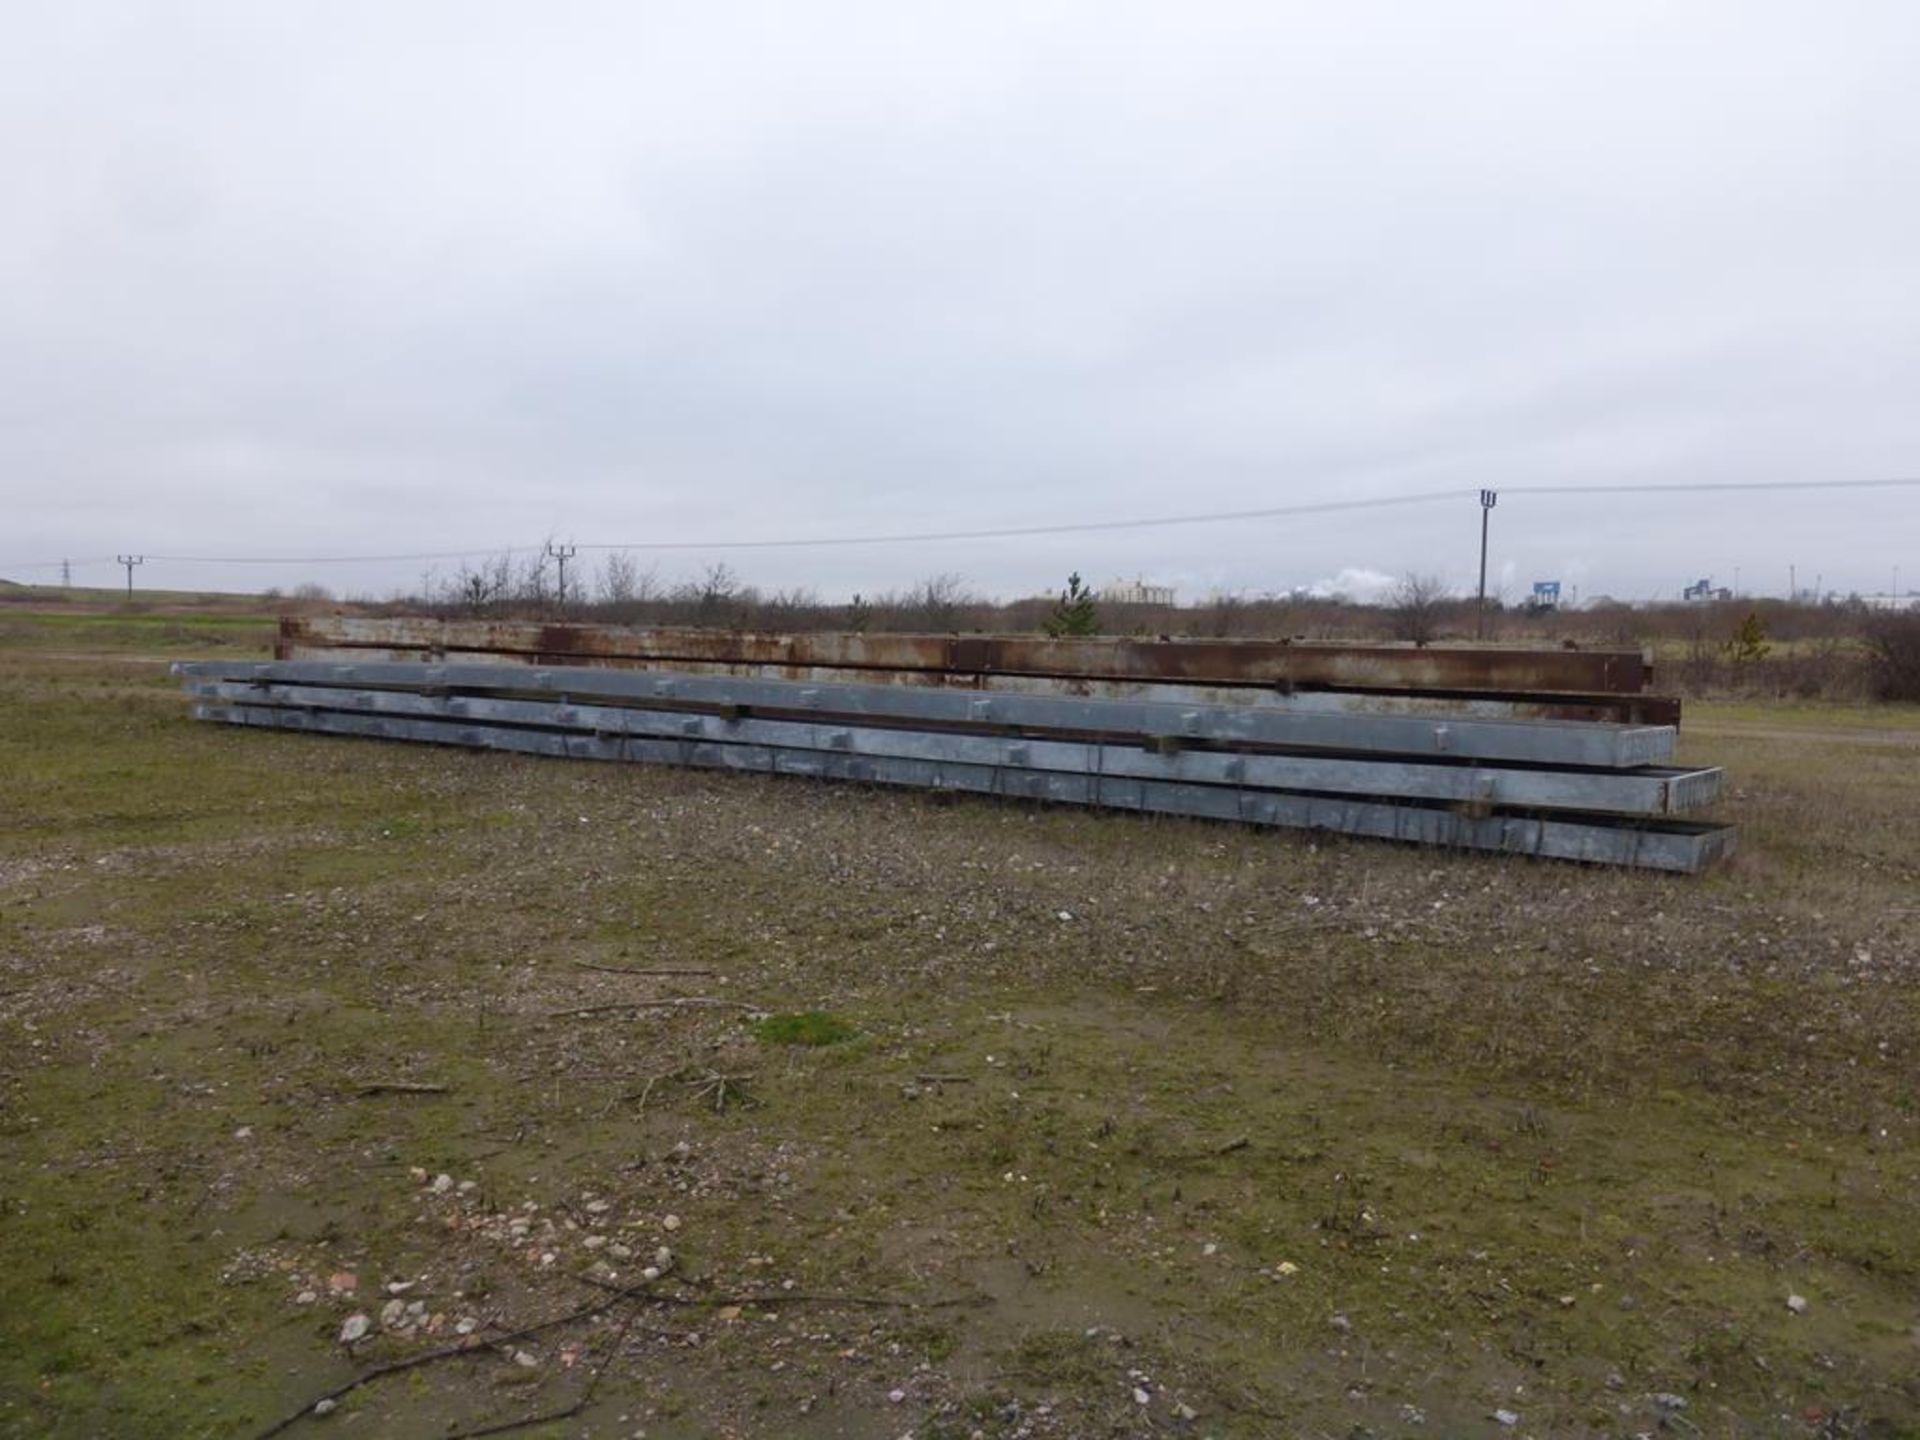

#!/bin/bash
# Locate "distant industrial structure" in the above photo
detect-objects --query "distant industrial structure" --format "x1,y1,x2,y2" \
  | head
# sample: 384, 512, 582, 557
1682, 577, 1733, 603
1862, 591, 1918, 612
1528, 580, 1562, 611
1102, 576, 1176, 606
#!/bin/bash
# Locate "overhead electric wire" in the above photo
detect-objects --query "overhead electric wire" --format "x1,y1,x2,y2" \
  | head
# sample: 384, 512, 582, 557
3, 475, 1917, 572
1506, 477, 1920, 497
573, 486, 1469, 552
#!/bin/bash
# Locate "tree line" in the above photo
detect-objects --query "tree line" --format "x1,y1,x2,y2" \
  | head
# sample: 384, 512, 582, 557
303, 553, 1920, 702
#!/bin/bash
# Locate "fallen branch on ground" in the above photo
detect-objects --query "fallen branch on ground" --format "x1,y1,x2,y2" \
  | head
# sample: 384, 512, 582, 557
443, 1400, 589, 1440
686, 1070, 756, 1112
355, 1082, 451, 1097
572, 961, 717, 977
250, 1284, 640, 1440
255, 1273, 985, 1439
624, 1075, 662, 1108
442, 1288, 650, 1440
576, 1275, 990, 1312
597, 1071, 673, 1119
550, 999, 754, 1018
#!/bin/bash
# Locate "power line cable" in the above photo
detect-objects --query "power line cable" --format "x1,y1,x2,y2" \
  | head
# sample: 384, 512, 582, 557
1507, 477, 1920, 497
572, 486, 1468, 552
3, 475, 1917, 571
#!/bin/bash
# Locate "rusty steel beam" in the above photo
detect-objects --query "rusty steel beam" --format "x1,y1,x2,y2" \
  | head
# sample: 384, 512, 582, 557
279, 616, 1656, 696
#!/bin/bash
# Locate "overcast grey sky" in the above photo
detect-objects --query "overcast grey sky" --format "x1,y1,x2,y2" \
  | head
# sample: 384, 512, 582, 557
4, 1, 1917, 603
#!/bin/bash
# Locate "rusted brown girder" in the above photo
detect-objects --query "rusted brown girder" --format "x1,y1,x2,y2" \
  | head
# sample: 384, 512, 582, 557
279, 616, 1655, 696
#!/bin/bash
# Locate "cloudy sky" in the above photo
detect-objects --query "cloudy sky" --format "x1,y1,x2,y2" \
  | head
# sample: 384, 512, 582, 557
4, 1, 1917, 604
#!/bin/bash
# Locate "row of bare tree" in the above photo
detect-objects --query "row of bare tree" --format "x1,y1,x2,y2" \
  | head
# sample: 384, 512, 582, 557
326, 553, 1920, 701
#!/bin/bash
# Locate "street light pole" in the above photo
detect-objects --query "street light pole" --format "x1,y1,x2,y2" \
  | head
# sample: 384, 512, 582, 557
1476, 490, 1497, 640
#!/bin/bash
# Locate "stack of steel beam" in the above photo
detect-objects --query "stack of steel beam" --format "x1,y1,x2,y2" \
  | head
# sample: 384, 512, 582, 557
275, 617, 1679, 724
176, 643, 1733, 872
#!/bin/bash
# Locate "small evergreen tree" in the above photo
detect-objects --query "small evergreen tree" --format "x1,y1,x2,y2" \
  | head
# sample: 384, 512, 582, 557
845, 593, 873, 633
1044, 572, 1100, 637
1725, 610, 1771, 665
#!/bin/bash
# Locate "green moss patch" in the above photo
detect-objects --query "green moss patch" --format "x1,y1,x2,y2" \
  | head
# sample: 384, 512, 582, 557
752, 1010, 856, 1047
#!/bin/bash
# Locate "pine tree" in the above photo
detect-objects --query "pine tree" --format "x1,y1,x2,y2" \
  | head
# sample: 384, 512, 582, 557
1725, 610, 1771, 665
1044, 573, 1100, 638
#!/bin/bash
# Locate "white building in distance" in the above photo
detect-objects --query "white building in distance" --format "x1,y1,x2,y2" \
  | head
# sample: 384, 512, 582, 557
1103, 576, 1176, 606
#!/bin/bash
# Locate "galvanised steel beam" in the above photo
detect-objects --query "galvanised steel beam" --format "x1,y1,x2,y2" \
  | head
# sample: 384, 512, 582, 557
189, 700, 1734, 873
188, 679, 1719, 816
175, 661, 1676, 768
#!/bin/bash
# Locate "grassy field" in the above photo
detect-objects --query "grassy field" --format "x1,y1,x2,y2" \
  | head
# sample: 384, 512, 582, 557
0, 602, 275, 657
1, 609, 1916, 1439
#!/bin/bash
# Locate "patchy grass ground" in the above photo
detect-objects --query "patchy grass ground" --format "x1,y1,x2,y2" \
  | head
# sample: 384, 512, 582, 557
0, 608, 274, 657
1, 615, 1916, 1440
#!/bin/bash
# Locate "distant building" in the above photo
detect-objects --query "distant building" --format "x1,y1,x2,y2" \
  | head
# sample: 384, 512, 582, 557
1529, 580, 1561, 610
1862, 591, 1919, 612
1103, 576, 1176, 606
1683, 577, 1733, 602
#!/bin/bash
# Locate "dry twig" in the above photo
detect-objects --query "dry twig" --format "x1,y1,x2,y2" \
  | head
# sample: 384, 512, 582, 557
441, 1288, 649, 1440
255, 1277, 986, 1438
550, 999, 753, 1018
686, 1070, 757, 1112
572, 960, 717, 977
251, 1292, 623, 1440
576, 1275, 989, 1312
595, 1070, 675, 1119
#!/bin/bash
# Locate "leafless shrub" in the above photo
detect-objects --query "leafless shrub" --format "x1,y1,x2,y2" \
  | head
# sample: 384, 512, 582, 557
1190, 590, 1246, 638
1864, 611, 1920, 701
1385, 573, 1450, 645
907, 573, 971, 631
1584, 600, 1645, 648
755, 587, 820, 630
597, 551, 656, 607
513, 549, 555, 609
664, 563, 747, 628
435, 553, 513, 616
